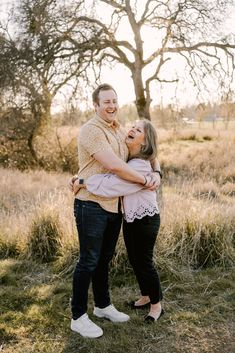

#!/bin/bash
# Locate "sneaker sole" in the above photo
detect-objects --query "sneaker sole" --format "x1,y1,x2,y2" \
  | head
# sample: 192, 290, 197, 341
71, 326, 103, 338
93, 312, 130, 323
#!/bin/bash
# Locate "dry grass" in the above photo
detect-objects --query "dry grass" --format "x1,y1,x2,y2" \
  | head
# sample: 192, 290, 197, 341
0, 125, 235, 353
27, 210, 63, 262
1, 169, 234, 270
0, 168, 76, 258
1, 125, 235, 268
159, 188, 235, 269
160, 138, 235, 183
221, 182, 235, 196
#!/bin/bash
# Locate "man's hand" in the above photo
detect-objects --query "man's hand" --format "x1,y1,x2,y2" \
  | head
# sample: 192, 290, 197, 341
145, 172, 161, 191
73, 179, 86, 195
68, 175, 78, 193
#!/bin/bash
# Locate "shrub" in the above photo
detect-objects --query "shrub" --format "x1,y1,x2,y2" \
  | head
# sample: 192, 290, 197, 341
27, 210, 63, 263
180, 133, 197, 141
33, 130, 78, 173
203, 135, 213, 141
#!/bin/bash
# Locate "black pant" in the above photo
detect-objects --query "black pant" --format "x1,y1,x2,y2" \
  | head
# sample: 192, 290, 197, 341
123, 213, 162, 304
72, 199, 122, 319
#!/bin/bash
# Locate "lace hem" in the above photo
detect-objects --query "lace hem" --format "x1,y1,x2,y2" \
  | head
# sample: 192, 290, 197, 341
124, 203, 159, 223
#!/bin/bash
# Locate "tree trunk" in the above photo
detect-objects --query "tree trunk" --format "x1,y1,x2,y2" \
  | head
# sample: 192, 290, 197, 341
132, 69, 151, 120
135, 95, 151, 120
28, 94, 52, 166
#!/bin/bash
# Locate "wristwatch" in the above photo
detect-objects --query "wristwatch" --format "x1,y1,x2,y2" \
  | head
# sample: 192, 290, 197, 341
154, 170, 162, 179
78, 179, 84, 185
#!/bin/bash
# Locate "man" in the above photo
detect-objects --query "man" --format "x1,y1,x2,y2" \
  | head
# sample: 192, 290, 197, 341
70, 83, 161, 338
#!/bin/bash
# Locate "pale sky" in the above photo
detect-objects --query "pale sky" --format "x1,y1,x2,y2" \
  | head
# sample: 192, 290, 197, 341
97, 1, 235, 108
1, 0, 235, 110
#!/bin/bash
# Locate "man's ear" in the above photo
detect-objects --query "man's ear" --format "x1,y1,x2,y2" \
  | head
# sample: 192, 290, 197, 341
93, 102, 99, 111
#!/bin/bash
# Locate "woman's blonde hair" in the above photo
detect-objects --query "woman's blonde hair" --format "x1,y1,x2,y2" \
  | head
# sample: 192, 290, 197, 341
135, 119, 158, 161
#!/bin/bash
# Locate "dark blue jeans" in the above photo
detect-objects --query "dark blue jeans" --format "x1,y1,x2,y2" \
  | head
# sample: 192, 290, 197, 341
123, 213, 162, 304
72, 199, 122, 319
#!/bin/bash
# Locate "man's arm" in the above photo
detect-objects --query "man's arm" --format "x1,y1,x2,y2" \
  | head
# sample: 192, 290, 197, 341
86, 158, 153, 197
79, 124, 147, 186
68, 152, 161, 193
93, 150, 147, 185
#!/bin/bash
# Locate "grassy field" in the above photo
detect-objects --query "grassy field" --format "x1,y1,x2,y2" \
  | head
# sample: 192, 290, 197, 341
0, 126, 235, 352
0, 258, 234, 353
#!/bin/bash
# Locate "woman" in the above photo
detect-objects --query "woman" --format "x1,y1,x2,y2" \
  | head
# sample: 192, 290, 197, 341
73, 119, 163, 322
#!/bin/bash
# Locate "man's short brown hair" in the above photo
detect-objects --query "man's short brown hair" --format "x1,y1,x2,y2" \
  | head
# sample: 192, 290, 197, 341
92, 84, 117, 105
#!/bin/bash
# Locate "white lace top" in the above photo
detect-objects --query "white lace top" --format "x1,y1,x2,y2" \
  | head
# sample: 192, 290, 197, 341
86, 158, 159, 223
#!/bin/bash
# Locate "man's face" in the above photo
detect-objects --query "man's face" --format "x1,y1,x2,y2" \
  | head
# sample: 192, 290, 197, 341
94, 89, 118, 123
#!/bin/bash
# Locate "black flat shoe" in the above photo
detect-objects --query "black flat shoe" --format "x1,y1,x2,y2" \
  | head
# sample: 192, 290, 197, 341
144, 308, 165, 323
127, 300, 151, 310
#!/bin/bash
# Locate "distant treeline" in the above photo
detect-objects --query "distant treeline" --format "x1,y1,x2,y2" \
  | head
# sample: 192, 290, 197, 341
53, 101, 235, 128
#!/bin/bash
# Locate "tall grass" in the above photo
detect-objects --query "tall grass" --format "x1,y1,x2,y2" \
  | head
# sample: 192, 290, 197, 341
27, 210, 63, 262
160, 138, 235, 183
0, 125, 234, 353
159, 189, 235, 269
0, 127, 234, 272
0, 168, 76, 260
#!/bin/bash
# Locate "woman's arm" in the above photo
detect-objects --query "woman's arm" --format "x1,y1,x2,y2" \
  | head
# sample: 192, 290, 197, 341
150, 157, 162, 181
87, 174, 148, 197
87, 159, 152, 197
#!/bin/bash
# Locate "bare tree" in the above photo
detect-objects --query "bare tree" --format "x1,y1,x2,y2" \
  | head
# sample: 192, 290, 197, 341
76, 0, 235, 119
0, 0, 101, 164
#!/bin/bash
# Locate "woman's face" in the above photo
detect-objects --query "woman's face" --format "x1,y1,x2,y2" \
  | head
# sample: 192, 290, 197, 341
125, 120, 145, 151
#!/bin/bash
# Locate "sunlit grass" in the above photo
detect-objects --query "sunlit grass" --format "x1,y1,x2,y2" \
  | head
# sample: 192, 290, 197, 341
1, 126, 234, 268
0, 126, 235, 352
0, 258, 234, 353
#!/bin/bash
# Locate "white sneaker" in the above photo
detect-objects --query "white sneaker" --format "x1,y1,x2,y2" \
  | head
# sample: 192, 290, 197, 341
71, 313, 103, 338
93, 304, 130, 322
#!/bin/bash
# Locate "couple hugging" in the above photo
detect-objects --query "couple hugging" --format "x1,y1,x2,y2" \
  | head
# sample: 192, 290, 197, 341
69, 84, 163, 338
